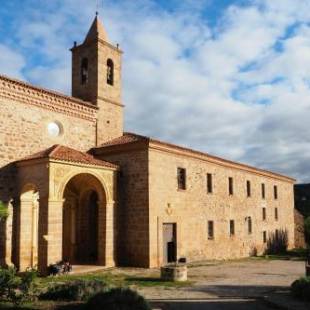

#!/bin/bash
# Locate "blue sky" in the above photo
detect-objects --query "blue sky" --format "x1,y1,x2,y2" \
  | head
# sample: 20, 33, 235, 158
1, 0, 310, 182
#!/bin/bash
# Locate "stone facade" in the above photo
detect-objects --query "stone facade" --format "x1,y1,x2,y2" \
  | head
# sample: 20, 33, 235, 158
93, 134, 295, 268
0, 15, 296, 272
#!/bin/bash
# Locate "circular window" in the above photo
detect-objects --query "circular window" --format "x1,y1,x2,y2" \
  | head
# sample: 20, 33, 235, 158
47, 122, 63, 137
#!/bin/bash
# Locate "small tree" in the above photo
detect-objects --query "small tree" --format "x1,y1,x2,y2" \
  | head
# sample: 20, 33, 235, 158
0, 201, 8, 221
304, 216, 310, 248
266, 229, 289, 255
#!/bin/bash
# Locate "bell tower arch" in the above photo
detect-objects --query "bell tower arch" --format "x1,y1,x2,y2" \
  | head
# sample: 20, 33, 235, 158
71, 15, 124, 145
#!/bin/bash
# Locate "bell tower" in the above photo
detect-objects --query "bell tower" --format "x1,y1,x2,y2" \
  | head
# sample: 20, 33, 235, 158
71, 15, 124, 145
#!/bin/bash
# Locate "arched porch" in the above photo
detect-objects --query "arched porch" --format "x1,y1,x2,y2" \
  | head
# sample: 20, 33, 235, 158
62, 173, 107, 266
16, 152, 118, 274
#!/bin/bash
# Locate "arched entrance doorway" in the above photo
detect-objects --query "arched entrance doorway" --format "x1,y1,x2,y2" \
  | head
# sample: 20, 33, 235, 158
62, 174, 106, 265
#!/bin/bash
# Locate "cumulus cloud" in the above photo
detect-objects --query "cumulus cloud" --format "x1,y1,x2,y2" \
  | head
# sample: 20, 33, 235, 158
1, 0, 310, 182
0, 44, 25, 79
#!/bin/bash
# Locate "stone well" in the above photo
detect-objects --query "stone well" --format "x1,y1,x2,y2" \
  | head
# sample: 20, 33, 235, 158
160, 264, 187, 282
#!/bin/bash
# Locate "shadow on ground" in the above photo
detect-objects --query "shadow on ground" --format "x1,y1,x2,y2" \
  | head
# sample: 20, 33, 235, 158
151, 298, 274, 310
188, 284, 287, 298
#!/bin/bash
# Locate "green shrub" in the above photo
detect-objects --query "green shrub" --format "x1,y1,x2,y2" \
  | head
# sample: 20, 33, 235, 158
0, 266, 38, 305
291, 277, 310, 301
0, 201, 8, 221
86, 288, 151, 310
39, 279, 108, 301
266, 229, 288, 255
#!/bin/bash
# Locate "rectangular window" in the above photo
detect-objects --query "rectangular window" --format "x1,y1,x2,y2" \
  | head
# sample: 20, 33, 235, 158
177, 168, 186, 190
275, 208, 278, 221
230, 220, 235, 236
275, 229, 279, 239
208, 221, 214, 240
248, 217, 252, 234
246, 180, 251, 197
263, 231, 267, 243
207, 173, 213, 193
261, 183, 265, 199
262, 207, 266, 221
274, 185, 278, 200
228, 177, 234, 195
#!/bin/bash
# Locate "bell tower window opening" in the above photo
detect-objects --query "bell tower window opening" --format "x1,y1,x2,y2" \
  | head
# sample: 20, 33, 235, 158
81, 58, 89, 85
107, 58, 114, 86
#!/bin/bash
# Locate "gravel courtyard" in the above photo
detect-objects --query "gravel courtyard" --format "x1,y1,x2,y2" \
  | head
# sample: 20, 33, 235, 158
111, 258, 306, 309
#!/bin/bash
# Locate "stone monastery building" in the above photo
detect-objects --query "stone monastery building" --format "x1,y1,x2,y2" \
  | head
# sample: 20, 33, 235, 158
0, 16, 296, 273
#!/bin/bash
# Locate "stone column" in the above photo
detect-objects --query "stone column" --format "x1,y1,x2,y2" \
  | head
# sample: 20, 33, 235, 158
38, 198, 64, 274
105, 201, 115, 267
31, 200, 39, 267
98, 200, 115, 267
19, 200, 33, 271
46, 199, 64, 266
5, 201, 13, 266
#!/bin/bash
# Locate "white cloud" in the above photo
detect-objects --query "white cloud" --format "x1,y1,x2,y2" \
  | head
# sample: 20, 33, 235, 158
0, 44, 25, 79
1, 0, 310, 182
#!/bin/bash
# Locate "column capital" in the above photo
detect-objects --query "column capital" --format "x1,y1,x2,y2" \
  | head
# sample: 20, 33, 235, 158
106, 200, 116, 207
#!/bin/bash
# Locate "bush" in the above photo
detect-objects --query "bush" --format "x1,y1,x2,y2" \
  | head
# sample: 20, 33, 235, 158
266, 229, 288, 255
0, 201, 8, 221
39, 279, 108, 301
0, 266, 38, 305
86, 288, 151, 310
291, 277, 310, 301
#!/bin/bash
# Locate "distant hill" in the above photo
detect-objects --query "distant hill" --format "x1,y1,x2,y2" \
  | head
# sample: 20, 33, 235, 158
294, 184, 310, 217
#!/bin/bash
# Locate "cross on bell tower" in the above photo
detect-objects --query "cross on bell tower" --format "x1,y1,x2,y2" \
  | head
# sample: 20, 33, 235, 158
71, 15, 124, 144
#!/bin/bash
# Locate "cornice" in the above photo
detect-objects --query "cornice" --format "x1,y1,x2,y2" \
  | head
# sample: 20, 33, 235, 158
71, 39, 123, 54
149, 141, 296, 183
0, 75, 98, 122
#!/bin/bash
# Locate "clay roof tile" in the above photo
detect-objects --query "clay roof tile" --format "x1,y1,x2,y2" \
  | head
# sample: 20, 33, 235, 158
17, 145, 117, 169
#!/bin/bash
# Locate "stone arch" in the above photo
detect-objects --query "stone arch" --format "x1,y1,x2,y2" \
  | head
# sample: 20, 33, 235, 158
61, 173, 109, 265
58, 170, 112, 204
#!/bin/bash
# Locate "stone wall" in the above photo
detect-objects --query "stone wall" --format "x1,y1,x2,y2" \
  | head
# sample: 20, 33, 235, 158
0, 91, 96, 201
148, 145, 295, 267
94, 145, 150, 267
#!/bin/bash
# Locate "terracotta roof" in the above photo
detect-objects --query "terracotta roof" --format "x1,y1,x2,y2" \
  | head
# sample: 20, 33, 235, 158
99, 132, 149, 147
17, 145, 117, 169
95, 132, 295, 182
0, 74, 96, 109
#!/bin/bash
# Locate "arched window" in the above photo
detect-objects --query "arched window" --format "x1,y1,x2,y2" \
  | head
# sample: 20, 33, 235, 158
107, 59, 114, 86
81, 58, 88, 85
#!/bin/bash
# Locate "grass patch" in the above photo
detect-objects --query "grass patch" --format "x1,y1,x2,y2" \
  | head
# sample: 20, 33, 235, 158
125, 277, 192, 288
37, 271, 191, 289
